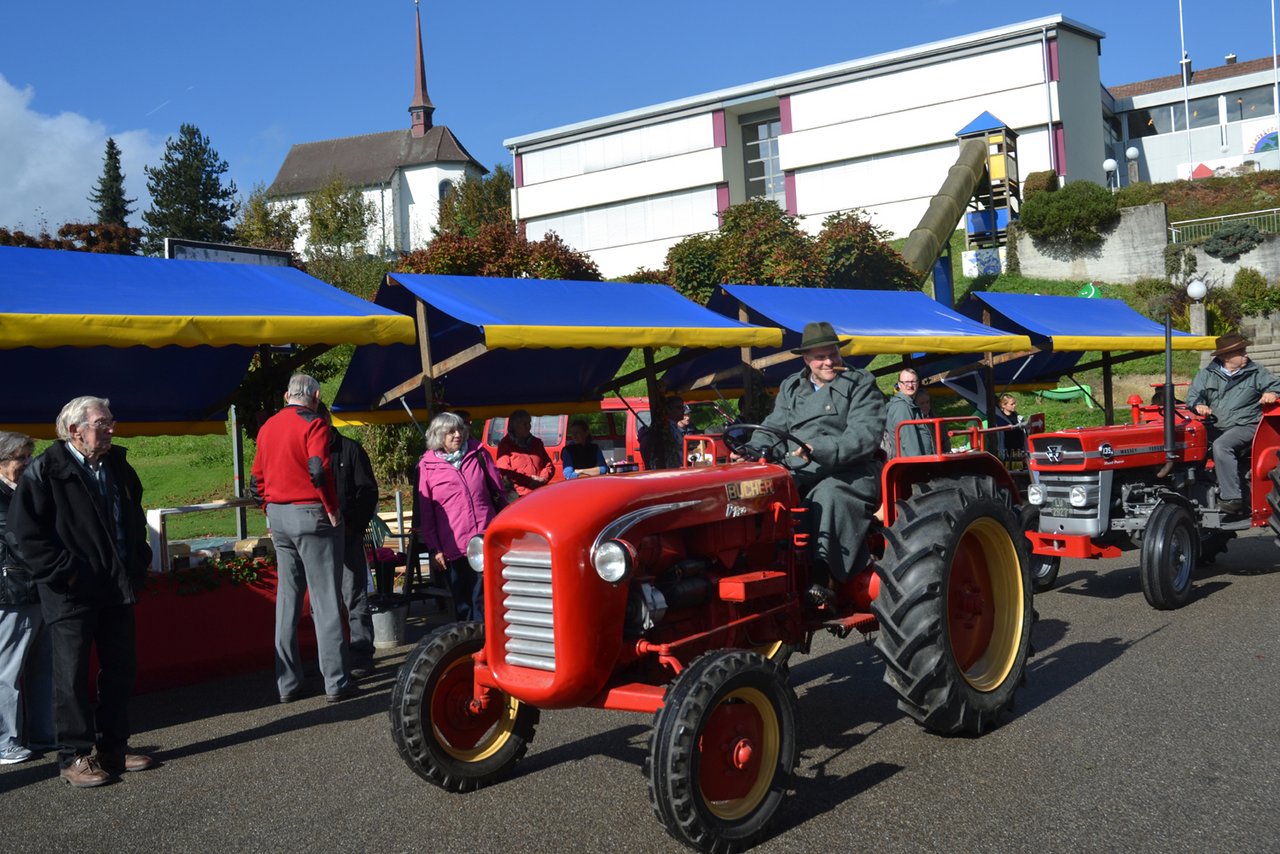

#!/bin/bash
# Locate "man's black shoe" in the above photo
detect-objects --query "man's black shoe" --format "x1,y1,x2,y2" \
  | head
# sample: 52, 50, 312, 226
1219, 498, 1243, 514
805, 584, 836, 609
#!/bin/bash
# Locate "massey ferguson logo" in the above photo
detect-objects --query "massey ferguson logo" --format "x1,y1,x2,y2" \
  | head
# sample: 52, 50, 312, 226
1099, 443, 1115, 462
1045, 445, 1063, 463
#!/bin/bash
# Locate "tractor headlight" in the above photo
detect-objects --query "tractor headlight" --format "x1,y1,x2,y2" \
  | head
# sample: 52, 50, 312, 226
1027, 485, 1045, 505
466, 535, 485, 573
1069, 486, 1088, 507
593, 539, 635, 584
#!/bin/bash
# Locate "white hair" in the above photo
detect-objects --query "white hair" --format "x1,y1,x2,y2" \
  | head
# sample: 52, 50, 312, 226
425, 411, 467, 452
56, 396, 112, 441
285, 373, 320, 404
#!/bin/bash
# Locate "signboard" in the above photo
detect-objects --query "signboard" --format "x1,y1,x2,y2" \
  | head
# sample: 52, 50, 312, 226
164, 238, 292, 266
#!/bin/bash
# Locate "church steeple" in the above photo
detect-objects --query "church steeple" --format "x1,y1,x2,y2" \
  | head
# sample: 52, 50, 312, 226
409, 0, 435, 138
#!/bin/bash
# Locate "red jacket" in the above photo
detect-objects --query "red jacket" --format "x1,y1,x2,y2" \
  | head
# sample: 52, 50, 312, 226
251, 405, 338, 516
495, 434, 554, 497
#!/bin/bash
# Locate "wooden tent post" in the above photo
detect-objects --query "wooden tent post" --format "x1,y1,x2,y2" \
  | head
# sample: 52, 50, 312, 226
1102, 351, 1114, 425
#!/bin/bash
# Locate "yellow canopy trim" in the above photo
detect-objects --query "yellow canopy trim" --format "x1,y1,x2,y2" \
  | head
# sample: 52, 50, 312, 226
0, 313, 416, 349
482, 325, 781, 350
841, 334, 1033, 355
0, 420, 228, 440
1051, 335, 1217, 351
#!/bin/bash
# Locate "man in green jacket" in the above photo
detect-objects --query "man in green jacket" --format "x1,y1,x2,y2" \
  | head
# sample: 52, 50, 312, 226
1186, 333, 1280, 514
759, 321, 885, 605
884, 368, 935, 458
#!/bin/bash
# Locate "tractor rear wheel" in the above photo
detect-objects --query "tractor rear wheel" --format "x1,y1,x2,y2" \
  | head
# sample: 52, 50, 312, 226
390, 621, 539, 791
646, 650, 797, 853
874, 476, 1032, 735
1139, 503, 1197, 610
1019, 504, 1061, 593
1267, 466, 1280, 546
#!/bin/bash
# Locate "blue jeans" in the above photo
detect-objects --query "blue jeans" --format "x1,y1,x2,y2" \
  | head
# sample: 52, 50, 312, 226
0, 603, 54, 749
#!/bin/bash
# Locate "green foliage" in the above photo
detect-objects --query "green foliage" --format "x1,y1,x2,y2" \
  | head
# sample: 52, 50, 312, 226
234, 184, 299, 252
1022, 170, 1058, 199
88, 138, 135, 227
617, 267, 668, 284
1203, 220, 1263, 260
306, 177, 374, 259
661, 201, 912, 302
0, 222, 139, 254
1019, 180, 1120, 247
666, 233, 722, 304
1230, 266, 1280, 317
1116, 171, 1280, 221
436, 165, 513, 238
142, 124, 238, 255
304, 253, 390, 301
359, 423, 425, 491
1164, 243, 1197, 279
399, 222, 600, 281
814, 210, 916, 290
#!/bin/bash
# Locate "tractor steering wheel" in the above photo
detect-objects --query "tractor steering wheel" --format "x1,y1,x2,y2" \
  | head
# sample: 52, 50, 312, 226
722, 423, 810, 470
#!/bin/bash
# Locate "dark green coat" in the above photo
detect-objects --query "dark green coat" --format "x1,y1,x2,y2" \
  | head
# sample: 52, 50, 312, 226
884, 392, 934, 458
760, 366, 884, 581
1186, 358, 1280, 430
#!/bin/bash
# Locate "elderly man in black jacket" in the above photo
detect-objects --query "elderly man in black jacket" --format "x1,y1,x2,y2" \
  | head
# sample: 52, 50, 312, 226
318, 404, 379, 675
7, 396, 155, 787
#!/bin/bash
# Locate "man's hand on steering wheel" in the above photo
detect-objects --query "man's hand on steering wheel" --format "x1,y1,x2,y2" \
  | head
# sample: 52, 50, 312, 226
723, 423, 811, 469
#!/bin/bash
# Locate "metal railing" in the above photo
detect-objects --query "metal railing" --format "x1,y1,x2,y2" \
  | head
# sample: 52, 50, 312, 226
1169, 207, 1280, 243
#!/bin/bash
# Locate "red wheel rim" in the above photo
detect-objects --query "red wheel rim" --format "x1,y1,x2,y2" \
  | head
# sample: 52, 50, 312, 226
697, 688, 780, 820
945, 517, 1023, 692
430, 656, 515, 760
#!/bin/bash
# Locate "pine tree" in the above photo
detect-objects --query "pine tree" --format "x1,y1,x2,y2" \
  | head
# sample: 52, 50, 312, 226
87, 138, 135, 226
141, 123, 239, 255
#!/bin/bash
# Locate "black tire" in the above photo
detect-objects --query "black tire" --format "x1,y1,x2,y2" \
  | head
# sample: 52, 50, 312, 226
1267, 466, 1280, 547
1019, 504, 1061, 593
646, 650, 798, 853
874, 476, 1033, 735
389, 621, 539, 792
1139, 503, 1197, 610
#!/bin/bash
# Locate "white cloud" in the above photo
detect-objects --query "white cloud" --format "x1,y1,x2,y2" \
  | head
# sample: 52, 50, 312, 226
0, 74, 163, 231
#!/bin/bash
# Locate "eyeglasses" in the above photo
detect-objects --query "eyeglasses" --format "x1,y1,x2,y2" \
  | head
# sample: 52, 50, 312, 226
85, 419, 115, 430
898, 380, 919, 386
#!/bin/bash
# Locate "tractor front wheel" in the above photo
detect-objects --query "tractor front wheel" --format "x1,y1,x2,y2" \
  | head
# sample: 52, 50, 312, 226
390, 621, 539, 791
1019, 504, 1061, 593
874, 476, 1033, 735
1139, 503, 1197, 610
646, 650, 798, 853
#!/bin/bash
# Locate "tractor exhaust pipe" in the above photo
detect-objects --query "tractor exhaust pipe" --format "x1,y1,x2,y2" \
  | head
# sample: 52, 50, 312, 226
1157, 310, 1176, 478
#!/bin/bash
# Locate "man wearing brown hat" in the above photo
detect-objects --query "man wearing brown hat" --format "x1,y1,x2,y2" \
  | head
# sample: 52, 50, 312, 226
1186, 333, 1280, 514
756, 321, 885, 605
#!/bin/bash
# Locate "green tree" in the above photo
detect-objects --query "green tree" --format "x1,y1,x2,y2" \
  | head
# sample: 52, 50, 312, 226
1019, 180, 1119, 247
234, 184, 299, 252
436, 164, 513, 237
87, 138, 135, 226
399, 222, 599, 280
815, 210, 916, 290
141, 124, 239, 254
714, 199, 818, 288
306, 177, 374, 260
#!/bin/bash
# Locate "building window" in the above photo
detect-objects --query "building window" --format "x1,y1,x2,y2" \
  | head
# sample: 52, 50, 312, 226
1173, 95, 1220, 131
439, 180, 454, 201
1228, 85, 1275, 122
740, 110, 784, 203
1126, 107, 1173, 139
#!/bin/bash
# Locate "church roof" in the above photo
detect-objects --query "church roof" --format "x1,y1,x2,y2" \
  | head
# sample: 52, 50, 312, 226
266, 125, 486, 197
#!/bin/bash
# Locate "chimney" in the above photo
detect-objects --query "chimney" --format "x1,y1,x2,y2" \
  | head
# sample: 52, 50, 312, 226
1225, 53, 1238, 65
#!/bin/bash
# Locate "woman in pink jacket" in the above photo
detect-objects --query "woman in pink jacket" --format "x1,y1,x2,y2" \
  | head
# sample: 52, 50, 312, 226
418, 412, 507, 622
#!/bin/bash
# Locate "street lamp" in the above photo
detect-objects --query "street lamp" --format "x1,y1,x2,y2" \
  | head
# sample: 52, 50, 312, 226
1125, 146, 1141, 185
1187, 277, 1209, 367
1103, 158, 1118, 192
1187, 278, 1207, 302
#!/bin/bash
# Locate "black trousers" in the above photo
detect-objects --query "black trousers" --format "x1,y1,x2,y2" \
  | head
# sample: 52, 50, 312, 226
46, 603, 136, 767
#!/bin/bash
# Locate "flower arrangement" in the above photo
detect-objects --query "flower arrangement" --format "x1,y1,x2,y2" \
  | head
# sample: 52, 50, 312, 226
146, 553, 277, 597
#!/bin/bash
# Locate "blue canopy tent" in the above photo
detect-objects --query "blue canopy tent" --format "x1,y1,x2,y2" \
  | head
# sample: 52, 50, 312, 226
0, 245, 416, 437
661, 285, 1033, 394
942, 292, 1217, 421
331, 274, 782, 422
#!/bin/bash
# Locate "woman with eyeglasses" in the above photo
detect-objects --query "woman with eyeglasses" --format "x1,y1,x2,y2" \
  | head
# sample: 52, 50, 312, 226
0, 431, 54, 765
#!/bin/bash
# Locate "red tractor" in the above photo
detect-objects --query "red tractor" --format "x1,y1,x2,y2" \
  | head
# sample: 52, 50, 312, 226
390, 422, 1033, 852
1023, 394, 1280, 609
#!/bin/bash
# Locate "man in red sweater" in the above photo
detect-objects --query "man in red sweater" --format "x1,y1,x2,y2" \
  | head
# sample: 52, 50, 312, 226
251, 374, 353, 704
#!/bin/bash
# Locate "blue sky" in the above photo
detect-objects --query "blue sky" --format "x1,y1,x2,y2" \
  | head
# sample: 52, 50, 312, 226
3, 0, 1279, 231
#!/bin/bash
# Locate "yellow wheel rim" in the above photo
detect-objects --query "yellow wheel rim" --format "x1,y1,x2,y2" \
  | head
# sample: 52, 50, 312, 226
699, 687, 781, 821
946, 517, 1024, 692
430, 656, 520, 762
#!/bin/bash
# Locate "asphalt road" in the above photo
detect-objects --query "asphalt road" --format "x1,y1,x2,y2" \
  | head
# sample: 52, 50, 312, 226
4, 529, 1279, 853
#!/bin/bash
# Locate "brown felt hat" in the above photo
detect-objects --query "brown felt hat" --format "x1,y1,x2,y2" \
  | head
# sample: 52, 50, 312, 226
791, 321, 850, 355
1212, 333, 1250, 357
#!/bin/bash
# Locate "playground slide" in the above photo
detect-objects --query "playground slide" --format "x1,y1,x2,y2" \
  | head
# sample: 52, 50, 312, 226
899, 137, 988, 279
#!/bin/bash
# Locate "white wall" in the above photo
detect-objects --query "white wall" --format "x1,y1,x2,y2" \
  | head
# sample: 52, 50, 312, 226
1056, 28, 1106, 183
516, 147, 724, 219
520, 114, 714, 184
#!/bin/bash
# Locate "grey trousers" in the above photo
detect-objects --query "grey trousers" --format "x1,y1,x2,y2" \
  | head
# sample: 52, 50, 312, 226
1212, 424, 1255, 502
267, 503, 349, 696
0, 602, 54, 749
340, 534, 374, 657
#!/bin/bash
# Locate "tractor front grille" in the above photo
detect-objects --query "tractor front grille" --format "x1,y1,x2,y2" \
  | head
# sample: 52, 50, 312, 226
500, 543, 556, 672
1036, 471, 1112, 536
